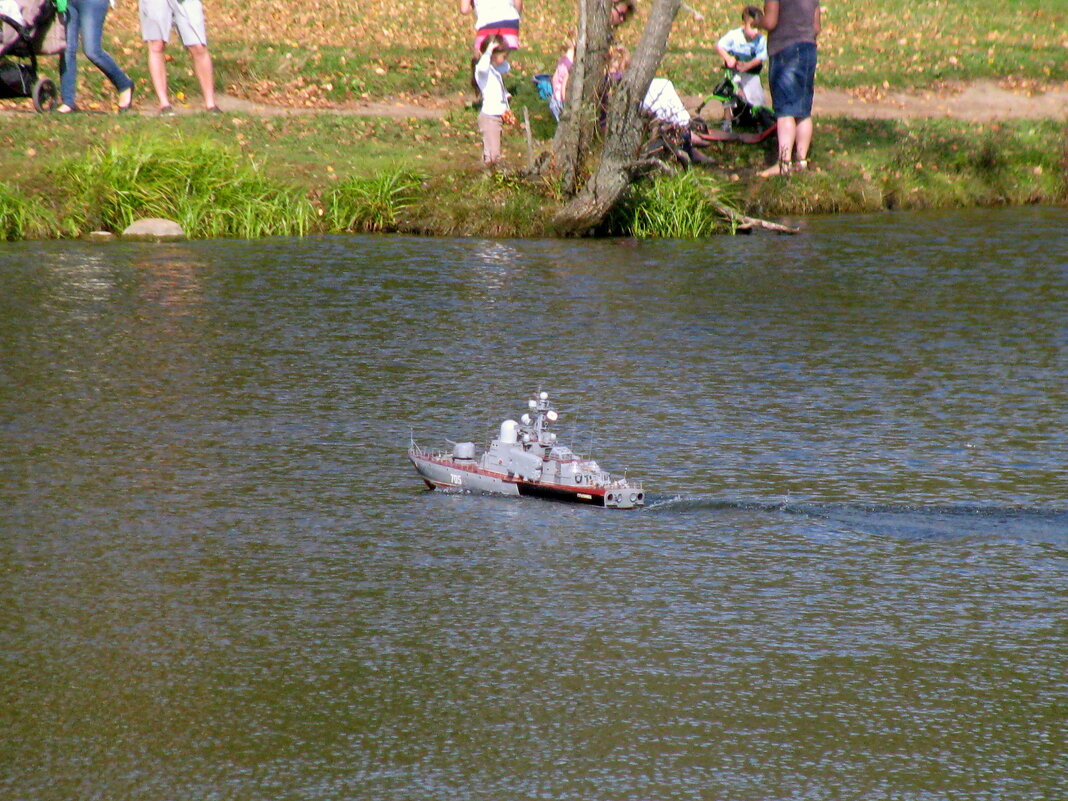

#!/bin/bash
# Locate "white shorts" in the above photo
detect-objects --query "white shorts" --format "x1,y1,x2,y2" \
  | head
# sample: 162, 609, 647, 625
140, 0, 208, 46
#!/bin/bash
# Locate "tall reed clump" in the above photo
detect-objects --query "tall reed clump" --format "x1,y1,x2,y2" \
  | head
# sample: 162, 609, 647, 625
617, 171, 738, 238
59, 133, 315, 238
322, 167, 425, 233
0, 181, 56, 240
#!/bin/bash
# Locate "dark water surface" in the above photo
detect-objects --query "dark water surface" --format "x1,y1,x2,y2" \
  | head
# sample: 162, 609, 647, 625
2, 208, 1066, 801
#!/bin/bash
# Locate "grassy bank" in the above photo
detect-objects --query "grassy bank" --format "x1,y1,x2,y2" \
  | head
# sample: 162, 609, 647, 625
1, 111, 1065, 241
1, 0, 1065, 239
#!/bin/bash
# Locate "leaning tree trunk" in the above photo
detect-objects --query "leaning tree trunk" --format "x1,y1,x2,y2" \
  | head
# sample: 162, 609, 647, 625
549, 0, 613, 196
553, 0, 682, 235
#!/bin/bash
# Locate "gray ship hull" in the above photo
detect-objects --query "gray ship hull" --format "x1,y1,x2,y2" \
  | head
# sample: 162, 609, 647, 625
409, 448, 643, 509
409, 451, 520, 497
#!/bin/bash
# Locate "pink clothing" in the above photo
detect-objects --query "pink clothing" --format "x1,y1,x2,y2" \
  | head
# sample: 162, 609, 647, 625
469, 0, 521, 57
551, 53, 572, 103
473, 25, 519, 56
478, 111, 503, 163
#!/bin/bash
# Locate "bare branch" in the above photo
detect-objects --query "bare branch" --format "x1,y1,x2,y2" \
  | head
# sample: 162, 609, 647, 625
711, 201, 801, 234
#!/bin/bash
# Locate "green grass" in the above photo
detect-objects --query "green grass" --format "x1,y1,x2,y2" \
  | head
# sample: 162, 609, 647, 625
213, 44, 484, 103
741, 118, 1068, 215
204, 0, 1067, 99
20, 0, 1060, 112
665, 2, 1068, 95
57, 132, 315, 238
324, 167, 425, 233
1, 111, 1064, 241
0, 181, 57, 241
0, 0, 1064, 242
410, 169, 557, 238
0, 115, 561, 239
614, 171, 738, 238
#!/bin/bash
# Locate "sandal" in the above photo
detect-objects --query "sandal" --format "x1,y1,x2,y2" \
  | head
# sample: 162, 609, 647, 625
159, 105, 176, 117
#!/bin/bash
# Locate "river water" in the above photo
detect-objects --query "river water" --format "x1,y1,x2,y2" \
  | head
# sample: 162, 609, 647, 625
2, 208, 1066, 801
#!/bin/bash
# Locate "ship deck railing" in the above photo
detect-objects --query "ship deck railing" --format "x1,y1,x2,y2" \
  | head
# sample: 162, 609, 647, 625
408, 441, 453, 460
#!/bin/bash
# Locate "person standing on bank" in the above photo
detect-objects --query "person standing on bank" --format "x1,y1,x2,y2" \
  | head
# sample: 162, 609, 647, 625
140, 0, 220, 115
758, 0, 820, 176
473, 35, 515, 167
57, 0, 135, 113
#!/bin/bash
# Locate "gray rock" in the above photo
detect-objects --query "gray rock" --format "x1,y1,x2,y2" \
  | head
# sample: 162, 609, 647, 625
122, 218, 185, 240
87, 231, 116, 241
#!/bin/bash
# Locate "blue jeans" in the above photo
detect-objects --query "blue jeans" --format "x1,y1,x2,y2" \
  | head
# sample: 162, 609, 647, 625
59, 0, 133, 107
769, 41, 817, 120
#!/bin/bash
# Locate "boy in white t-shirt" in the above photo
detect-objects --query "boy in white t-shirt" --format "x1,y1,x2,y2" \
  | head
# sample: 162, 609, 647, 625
715, 4, 768, 113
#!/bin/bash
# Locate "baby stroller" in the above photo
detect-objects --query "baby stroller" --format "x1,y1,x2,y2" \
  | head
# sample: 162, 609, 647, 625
0, 0, 63, 112
693, 67, 777, 145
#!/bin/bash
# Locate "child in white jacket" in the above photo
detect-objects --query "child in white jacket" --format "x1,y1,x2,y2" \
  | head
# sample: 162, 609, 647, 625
473, 35, 514, 166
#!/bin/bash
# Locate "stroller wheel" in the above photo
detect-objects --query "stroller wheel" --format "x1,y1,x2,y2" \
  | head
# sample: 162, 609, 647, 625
32, 78, 57, 114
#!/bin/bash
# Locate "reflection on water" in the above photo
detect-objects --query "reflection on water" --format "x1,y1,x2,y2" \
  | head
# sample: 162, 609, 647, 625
1, 207, 1066, 801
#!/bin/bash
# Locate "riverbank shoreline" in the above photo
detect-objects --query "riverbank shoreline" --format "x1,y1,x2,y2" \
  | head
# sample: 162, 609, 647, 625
2, 0, 1065, 240
2, 83, 1066, 241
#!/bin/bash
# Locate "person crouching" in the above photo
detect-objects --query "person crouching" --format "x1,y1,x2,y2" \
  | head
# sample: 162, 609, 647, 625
473, 35, 514, 167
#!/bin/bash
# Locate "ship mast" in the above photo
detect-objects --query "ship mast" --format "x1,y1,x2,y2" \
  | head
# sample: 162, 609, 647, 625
526, 391, 558, 451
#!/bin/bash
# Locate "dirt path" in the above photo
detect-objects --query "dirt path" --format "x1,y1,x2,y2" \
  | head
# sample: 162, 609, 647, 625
4, 81, 1066, 120
810, 81, 1068, 121
214, 93, 453, 119
227, 81, 1068, 120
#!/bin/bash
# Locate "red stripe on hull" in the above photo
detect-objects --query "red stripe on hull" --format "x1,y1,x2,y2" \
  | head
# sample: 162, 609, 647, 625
505, 476, 606, 499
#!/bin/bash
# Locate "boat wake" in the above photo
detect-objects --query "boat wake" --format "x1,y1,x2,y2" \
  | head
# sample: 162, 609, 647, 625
643, 495, 1068, 545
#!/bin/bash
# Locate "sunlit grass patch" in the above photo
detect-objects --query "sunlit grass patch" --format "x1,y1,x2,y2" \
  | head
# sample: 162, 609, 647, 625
58, 133, 315, 238
0, 181, 56, 240
1, 109, 1062, 242
614, 171, 738, 238
747, 118, 1068, 215
323, 167, 425, 233
0, 0, 1056, 114
410, 168, 557, 237
216, 44, 480, 104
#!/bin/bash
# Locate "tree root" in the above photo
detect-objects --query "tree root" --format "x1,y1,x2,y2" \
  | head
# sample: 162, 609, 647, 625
629, 157, 678, 177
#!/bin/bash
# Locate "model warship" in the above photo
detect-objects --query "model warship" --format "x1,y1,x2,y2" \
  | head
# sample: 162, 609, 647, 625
408, 391, 644, 509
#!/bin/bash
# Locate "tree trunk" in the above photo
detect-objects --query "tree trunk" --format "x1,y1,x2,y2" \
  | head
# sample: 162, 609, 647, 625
549, 0, 613, 196
553, 0, 683, 235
